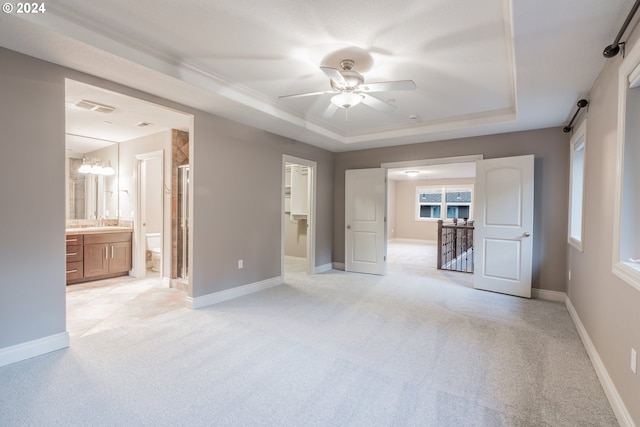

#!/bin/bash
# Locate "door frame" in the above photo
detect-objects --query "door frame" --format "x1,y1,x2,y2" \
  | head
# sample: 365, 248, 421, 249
282, 155, 316, 276
381, 155, 483, 260
134, 150, 164, 278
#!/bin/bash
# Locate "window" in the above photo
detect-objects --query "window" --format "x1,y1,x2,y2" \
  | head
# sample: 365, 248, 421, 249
568, 120, 586, 251
613, 48, 640, 291
417, 185, 473, 220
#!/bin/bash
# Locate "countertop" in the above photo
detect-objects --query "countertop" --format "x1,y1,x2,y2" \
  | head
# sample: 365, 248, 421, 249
66, 226, 134, 235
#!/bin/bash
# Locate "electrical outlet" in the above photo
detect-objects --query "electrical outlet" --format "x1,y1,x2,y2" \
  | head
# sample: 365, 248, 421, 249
632, 348, 637, 374
238, 259, 243, 269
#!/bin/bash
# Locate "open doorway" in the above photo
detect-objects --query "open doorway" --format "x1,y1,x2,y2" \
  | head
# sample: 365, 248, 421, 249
282, 155, 316, 278
136, 150, 163, 279
64, 79, 192, 338
383, 156, 479, 275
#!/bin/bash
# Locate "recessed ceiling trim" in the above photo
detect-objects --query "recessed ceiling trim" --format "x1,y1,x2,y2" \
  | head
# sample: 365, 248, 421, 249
344, 108, 517, 144
10, 3, 518, 148
381, 155, 484, 170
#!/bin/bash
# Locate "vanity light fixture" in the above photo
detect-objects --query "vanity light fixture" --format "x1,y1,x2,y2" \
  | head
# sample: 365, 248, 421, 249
78, 158, 92, 174
102, 161, 115, 176
78, 157, 115, 176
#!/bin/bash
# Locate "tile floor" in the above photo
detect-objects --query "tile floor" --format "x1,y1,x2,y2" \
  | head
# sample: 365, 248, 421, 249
66, 272, 187, 338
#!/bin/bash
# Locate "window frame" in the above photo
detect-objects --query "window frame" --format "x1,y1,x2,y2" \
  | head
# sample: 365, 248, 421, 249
568, 120, 586, 252
612, 42, 640, 292
415, 185, 474, 221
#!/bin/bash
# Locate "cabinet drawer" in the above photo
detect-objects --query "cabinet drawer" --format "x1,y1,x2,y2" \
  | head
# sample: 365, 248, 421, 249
65, 234, 84, 245
66, 261, 83, 280
66, 244, 83, 262
84, 232, 132, 244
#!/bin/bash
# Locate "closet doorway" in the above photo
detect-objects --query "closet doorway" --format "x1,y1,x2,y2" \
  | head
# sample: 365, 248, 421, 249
282, 155, 316, 277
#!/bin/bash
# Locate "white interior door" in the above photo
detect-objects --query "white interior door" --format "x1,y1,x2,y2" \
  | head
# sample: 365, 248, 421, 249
474, 155, 534, 298
345, 168, 387, 275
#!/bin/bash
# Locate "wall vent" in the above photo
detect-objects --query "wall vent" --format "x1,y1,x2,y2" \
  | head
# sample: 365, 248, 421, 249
74, 99, 116, 113
136, 121, 153, 127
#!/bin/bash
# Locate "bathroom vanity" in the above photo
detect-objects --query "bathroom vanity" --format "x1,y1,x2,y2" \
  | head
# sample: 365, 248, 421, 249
66, 228, 133, 285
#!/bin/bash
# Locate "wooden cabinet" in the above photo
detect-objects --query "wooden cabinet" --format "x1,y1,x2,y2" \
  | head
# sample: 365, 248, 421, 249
66, 231, 132, 284
66, 234, 84, 281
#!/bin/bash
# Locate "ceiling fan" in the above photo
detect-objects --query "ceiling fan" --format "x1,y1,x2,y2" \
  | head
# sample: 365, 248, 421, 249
279, 59, 416, 119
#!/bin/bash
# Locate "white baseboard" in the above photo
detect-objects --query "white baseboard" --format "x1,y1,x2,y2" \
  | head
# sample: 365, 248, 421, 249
314, 263, 333, 274
161, 277, 171, 288
565, 297, 635, 427
187, 276, 282, 309
531, 288, 566, 302
389, 238, 437, 244
332, 262, 345, 271
0, 332, 69, 368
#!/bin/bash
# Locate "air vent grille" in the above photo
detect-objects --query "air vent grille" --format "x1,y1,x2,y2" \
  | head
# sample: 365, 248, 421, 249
74, 99, 116, 113
136, 122, 153, 127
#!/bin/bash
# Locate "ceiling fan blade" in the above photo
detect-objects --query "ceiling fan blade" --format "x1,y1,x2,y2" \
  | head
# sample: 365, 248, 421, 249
357, 80, 416, 93
279, 91, 332, 99
361, 93, 396, 113
320, 66, 347, 86
322, 103, 339, 119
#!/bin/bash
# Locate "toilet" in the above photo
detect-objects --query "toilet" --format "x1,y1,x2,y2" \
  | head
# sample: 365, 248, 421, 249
145, 232, 162, 272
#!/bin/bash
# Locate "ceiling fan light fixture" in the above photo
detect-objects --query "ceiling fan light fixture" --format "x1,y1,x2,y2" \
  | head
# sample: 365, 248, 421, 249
331, 92, 363, 109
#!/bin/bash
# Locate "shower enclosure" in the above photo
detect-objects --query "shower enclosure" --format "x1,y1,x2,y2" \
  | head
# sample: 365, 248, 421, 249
177, 165, 189, 279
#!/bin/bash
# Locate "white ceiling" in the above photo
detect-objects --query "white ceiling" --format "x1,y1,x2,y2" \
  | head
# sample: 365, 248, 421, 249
0, 0, 635, 152
65, 80, 191, 155
388, 162, 476, 181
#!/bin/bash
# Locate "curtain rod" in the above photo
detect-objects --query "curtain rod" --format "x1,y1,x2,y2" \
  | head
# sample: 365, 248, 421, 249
603, 0, 640, 58
563, 99, 589, 133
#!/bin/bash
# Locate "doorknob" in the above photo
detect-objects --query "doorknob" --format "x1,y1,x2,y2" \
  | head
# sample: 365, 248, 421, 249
347, 225, 351, 229
523, 232, 531, 237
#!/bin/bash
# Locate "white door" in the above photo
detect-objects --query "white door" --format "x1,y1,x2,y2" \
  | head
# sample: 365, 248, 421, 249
474, 155, 534, 298
345, 168, 387, 275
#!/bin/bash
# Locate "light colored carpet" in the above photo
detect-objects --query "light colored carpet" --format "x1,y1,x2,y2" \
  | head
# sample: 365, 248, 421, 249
0, 263, 617, 426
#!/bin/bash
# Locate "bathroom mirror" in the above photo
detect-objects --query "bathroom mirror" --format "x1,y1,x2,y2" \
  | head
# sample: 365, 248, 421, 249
66, 143, 119, 220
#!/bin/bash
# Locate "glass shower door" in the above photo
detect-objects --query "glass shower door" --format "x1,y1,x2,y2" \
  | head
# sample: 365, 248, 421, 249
177, 165, 189, 279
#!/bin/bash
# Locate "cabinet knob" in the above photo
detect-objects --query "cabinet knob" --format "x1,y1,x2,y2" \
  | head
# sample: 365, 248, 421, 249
346, 225, 351, 229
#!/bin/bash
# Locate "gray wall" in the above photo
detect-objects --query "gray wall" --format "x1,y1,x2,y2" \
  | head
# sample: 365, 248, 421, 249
0, 48, 67, 348
568, 27, 640, 421
334, 127, 570, 292
0, 47, 334, 348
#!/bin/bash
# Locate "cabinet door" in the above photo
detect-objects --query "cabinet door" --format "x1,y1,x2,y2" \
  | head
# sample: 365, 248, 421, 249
109, 241, 132, 274
84, 243, 109, 277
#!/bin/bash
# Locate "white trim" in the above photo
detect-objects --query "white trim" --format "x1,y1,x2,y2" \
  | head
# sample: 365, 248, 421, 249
568, 120, 586, 252
314, 263, 333, 274
187, 276, 282, 309
332, 262, 345, 271
0, 332, 69, 367
135, 150, 164, 279
613, 39, 640, 293
531, 288, 566, 302
565, 298, 635, 427
381, 155, 483, 169
161, 277, 171, 288
282, 155, 317, 277
390, 238, 437, 244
